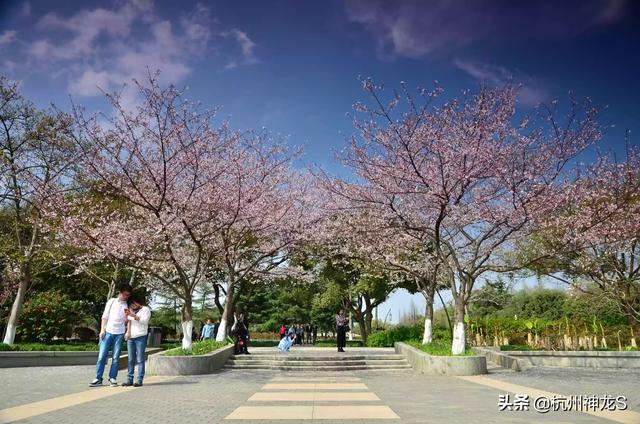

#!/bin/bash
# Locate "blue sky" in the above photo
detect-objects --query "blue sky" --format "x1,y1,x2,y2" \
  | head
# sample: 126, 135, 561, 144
1, 0, 639, 321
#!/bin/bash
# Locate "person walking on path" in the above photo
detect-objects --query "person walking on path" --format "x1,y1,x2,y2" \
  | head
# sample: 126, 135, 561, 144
336, 309, 348, 353
200, 318, 215, 341
90, 283, 132, 387
279, 324, 286, 339
122, 293, 151, 387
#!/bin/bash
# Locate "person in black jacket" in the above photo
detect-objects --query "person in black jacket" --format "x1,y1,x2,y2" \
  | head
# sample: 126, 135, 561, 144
232, 311, 250, 354
336, 309, 348, 352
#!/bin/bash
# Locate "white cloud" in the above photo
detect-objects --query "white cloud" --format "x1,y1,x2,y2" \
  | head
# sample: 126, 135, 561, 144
69, 69, 116, 96
22, 2, 31, 17
0, 30, 18, 47
20, 0, 257, 97
454, 59, 548, 106
222, 29, 258, 68
345, 0, 631, 60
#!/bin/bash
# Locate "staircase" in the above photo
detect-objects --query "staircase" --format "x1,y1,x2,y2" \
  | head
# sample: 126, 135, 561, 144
224, 347, 412, 371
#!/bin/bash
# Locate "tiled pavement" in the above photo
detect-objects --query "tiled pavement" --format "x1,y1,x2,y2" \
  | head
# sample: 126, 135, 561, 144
1, 362, 639, 423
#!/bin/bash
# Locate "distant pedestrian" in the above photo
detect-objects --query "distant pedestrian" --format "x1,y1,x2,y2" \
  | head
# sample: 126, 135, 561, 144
200, 318, 215, 341
213, 319, 220, 340
123, 293, 151, 387
90, 283, 132, 387
336, 309, 348, 353
279, 324, 286, 339
232, 311, 250, 354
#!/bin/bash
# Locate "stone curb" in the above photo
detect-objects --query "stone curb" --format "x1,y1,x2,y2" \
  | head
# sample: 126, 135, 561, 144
0, 348, 162, 368
146, 344, 235, 375
394, 342, 487, 376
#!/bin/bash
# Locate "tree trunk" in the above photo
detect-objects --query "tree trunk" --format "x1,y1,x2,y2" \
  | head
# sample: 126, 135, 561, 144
364, 310, 373, 337
3, 272, 29, 345
106, 280, 116, 301
181, 296, 193, 350
216, 280, 235, 342
212, 283, 225, 315
357, 315, 368, 345
422, 290, 435, 345
451, 296, 466, 355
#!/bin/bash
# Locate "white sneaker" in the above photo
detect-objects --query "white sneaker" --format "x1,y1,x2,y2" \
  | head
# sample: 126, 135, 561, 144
109, 378, 118, 387
89, 379, 103, 387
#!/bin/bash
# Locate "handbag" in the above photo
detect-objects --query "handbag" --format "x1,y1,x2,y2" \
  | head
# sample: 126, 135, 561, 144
344, 324, 350, 332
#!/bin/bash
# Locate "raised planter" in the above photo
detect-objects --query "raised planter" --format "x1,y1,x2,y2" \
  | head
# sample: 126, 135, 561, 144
0, 348, 162, 368
394, 342, 487, 376
498, 349, 640, 369
147, 344, 235, 375
472, 347, 528, 371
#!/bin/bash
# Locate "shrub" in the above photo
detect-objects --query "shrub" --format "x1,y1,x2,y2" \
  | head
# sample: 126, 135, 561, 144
18, 290, 81, 343
73, 327, 97, 342
367, 324, 425, 347
0, 343, 13, 351
164, 339, 229, 356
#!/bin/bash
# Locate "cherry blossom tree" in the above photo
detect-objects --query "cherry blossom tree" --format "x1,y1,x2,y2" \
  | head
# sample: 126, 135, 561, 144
63, 74, 315, 349
0, 76, 78, 345
212, 161, 317, 341
529, 147, 640, 331
323, 80, 601, 354
319, 209, 444, 344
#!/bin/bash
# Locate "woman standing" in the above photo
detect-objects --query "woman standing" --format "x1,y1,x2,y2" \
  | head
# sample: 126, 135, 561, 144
336, 309, 348, 353
123, 293, 151, 387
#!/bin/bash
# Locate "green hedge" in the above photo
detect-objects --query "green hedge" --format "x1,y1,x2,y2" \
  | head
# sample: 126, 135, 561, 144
164, 340, 230, 356
0, 342, 101, 351
367, 325, 425, 347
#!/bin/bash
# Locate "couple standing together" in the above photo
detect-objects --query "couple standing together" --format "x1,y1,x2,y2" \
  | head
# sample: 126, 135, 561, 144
89, 283, 151, 387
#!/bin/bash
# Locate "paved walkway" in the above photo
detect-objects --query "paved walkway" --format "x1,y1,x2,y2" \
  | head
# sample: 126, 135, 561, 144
1, 352, 639, 423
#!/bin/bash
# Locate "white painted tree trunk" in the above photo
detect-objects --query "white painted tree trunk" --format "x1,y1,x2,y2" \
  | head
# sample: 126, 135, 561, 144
421, 289, 434, 345
181, 321, 193, 350
216, 318, 227, 341
3, 322, 17, 345
422, 318, 433, 345
452, 322, 465, 355
3, 277, 28, 345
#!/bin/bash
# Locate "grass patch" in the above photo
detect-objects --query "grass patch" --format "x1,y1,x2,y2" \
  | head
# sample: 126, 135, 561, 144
406, 339, 476, 356
164, 340, 230, 356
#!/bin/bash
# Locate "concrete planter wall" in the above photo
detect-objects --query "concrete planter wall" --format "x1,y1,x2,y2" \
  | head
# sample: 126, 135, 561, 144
394, 342, 487, 376
0, 348, 161, 368
472, 347, 528, 371
147, 344, 234, 376
500, 350, 640, 369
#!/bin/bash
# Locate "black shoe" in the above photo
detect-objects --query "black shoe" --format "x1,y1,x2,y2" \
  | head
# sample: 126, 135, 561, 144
133, 382, 143, 387
89, 379, 103, 387
244, 351, 251, 355
121, 381, 133, 387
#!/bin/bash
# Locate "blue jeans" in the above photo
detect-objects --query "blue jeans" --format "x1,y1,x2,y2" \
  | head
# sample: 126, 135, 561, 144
127, 335, 148, 383
96, 332, 125, 380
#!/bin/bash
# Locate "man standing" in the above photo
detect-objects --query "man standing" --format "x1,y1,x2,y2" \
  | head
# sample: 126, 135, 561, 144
90, 283, 132, 387
123, 293, 151, 387
200, 318, 215, 341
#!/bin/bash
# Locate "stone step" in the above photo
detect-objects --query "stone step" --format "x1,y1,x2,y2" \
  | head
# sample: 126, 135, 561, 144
224, 364, 412, 371
229, 355, 407, 361
228, 358, 407, 365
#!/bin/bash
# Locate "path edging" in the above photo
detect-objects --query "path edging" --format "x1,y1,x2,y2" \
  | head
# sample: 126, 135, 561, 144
394, 342, 487, 375
147, 344, 234, 375
0, 348, 162, 368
